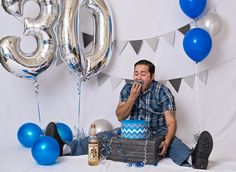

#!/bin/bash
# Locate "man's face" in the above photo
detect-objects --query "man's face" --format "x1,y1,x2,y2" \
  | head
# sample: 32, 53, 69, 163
133, 64, 154, 91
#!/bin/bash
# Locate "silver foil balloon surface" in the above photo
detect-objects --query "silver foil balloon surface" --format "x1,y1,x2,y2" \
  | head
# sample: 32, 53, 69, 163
80, 0, 114, 79
196, 12, 222, 37
1, 0, 23, 17
90, 119, 113, 134
58, 0, 83, 77
0, 0, 59, 79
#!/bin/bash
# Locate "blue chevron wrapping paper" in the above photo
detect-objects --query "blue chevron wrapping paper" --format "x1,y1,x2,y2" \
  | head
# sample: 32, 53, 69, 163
121, 120, 148, 139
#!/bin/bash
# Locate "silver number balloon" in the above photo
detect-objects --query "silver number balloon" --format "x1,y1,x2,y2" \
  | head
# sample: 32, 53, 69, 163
1, 0, 23, 16
58, 0, 83, 77
80, 0, 114, 79
0, 0, 58, 79
196, 12, 222, 37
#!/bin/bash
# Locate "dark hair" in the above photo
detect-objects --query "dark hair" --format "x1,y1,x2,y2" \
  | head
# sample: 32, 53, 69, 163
134, 60, 155, 75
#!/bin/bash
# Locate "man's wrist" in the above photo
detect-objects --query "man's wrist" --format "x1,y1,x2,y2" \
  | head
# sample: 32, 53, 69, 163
118, 113, 128, 121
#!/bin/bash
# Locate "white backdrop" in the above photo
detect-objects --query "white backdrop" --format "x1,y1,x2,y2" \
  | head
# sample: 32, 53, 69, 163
1, 0, 236, 171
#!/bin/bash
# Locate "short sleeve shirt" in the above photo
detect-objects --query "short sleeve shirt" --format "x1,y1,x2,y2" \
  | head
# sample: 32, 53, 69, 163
119, 81, 176, 133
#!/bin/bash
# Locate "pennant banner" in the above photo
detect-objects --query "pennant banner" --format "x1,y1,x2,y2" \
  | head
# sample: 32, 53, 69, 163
114, 40, 128, 55
163, 31, 175, 47
198, 70, 209, 85
82, 32, 93, 48
145, 36, 159, 52
96, 70, 208, 92
178, 24, 191, 35
159, 80, 167, 86
97, 73, 110, 87
169, 78, 182, 92
114, 23, 192, 55
183, 74, 195, 89
110, 76, 123, 89
130, 40, 143, 54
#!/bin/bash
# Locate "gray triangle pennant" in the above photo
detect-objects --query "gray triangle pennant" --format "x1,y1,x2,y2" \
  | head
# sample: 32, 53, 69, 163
178, 24, 191, 35
163, 31, 175, 47
97, 73, 110, 87
82, 32, 93, 48
130, 40, 143, 54
125, 79, 133, 84
110, 76, 123, 89
159, 80, 167, 85
183, 74, 195, 89
114, 40, 128, 55
198, 71, 204, 83
169, 78, 182, 92
204, 70, 209, 85
198, 70, 209, 85
145, 37, 159, 52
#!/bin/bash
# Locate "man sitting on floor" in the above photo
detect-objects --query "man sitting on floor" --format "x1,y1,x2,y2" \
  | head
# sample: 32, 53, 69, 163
46, 59, 213, 169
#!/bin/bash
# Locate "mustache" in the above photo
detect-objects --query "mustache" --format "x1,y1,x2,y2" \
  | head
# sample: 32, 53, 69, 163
126, 80, 143, 85
136, 80, 143, 84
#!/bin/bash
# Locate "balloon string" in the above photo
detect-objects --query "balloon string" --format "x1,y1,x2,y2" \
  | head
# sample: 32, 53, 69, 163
76, 80, 82, 128
13, 16, 24, 25
34, 79, 42, 128
75, 79, 85, 140
194, 63, 200, 143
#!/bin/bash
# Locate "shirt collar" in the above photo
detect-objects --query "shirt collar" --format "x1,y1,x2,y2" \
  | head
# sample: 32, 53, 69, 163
142, 80, 156, 95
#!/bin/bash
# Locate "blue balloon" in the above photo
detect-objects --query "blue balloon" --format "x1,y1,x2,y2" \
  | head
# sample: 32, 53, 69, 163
179, 0, 207, 18
17, 123, 43, 148
183, 28, 212, 63
56, 123, 73, 142
31, 136, 60, 165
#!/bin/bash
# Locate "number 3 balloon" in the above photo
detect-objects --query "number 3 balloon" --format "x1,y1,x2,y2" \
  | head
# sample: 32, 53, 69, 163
0, 0, 59, 80
58, 0, 114, 80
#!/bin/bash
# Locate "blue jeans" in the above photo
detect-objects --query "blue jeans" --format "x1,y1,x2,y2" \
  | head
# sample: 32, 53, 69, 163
67, 129, 192, 166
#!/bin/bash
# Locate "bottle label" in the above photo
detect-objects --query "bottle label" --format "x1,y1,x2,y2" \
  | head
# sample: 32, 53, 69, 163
88, 143, 99, 164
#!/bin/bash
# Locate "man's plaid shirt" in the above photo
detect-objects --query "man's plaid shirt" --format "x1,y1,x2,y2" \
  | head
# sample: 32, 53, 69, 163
120, 81, 176, 134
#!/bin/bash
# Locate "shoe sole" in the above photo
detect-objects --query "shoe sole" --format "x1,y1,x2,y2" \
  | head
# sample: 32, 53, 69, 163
192, 131, 213, 169
45, 122, 64, 156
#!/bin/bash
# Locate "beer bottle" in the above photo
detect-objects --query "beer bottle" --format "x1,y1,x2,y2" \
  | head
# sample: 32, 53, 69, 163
88, 124, 99, 166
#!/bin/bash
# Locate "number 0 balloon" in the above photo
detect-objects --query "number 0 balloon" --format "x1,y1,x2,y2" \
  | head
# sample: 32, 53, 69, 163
80, 0, 114, 79
58, 0, 114, 80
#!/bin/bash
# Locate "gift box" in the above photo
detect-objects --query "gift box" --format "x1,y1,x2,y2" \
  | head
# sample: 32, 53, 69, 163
100, 135, 164, 165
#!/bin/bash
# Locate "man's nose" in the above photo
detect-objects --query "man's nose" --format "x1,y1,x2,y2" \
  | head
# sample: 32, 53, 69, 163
136, 75, 142, 80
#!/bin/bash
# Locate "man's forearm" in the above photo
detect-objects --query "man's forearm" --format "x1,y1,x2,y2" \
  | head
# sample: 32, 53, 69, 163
116, 97, 136, 121
164, 110, 177, 146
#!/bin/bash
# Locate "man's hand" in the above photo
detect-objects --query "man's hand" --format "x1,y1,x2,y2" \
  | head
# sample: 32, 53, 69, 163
159, 140, 169, 156
116, 82, 142, 121
130, 82, 142, 100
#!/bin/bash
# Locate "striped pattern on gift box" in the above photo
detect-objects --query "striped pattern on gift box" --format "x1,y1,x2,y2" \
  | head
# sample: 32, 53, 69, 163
121, 120, 148, 139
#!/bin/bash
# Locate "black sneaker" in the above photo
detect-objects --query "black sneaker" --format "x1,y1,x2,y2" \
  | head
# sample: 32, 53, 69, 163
192, 131, 213, 169
45, 122, 64, 156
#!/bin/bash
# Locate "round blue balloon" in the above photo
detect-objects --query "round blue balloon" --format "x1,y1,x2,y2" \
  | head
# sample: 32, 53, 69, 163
17, 123, 43, 148
56, 123, 73, 142
183, 28, 212, 63
31, 136, 60, 165
179, 0, 207, 18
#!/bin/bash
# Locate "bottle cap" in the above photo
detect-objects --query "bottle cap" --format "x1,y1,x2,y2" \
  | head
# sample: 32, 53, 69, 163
90, 124, 96, 135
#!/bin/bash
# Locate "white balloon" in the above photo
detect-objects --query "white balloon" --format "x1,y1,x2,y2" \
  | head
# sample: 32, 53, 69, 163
196, 12, 222, 37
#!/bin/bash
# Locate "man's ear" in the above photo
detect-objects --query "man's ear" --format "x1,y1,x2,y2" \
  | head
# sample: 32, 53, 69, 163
151, 74, 155, 80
